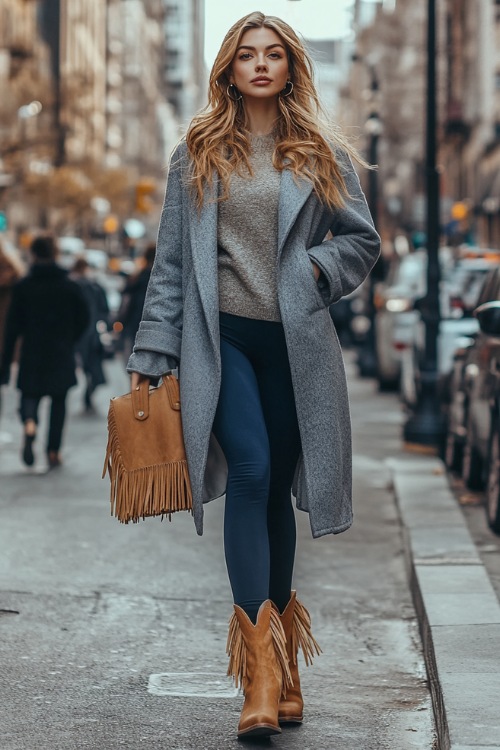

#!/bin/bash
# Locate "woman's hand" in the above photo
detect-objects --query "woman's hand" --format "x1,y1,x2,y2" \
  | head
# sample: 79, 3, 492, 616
130, 372, 150, 391
311, 261, 321, 282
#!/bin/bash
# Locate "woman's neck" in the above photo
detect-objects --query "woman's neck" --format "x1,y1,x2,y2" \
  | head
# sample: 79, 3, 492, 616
243, 99, 279, 136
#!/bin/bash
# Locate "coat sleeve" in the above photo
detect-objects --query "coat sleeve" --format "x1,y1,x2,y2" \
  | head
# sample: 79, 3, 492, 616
306, 150, 381, 307
127, 145, 184, 377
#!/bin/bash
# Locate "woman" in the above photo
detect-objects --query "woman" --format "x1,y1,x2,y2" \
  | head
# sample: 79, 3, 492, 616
0, 235, 89, 468
128, 12, 380, 738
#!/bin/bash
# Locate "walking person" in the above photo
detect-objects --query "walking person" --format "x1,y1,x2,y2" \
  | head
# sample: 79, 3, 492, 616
0, 235, 89, 469
71, 257, 110, 413
119, 242, 156, 365
127, 12, 380, 738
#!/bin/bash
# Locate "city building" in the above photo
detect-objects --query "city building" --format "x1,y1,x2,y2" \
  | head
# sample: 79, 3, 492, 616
307, 39, 351, 119
0, 0, 54, 230
163, 0, 207, 126
441, 0, 500, 248
0, 0, 185, 238
338, 0, 427, 240
339, 0, 500, 249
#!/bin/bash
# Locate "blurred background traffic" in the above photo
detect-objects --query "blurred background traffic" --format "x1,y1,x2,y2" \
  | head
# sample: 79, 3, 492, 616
1, 0, 500, 532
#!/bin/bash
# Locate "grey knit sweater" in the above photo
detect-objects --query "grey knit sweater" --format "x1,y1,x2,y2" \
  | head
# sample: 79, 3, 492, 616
217, 131, 281, 321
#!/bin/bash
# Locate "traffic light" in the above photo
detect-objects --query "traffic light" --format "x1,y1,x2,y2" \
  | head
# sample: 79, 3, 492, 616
135, 178, 156, 213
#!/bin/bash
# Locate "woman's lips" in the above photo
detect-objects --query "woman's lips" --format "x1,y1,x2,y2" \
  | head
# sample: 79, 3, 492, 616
251, 79, 272, 86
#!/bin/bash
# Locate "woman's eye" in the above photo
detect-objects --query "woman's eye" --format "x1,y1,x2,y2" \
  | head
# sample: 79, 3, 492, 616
269, 53, 282, 59
239, 53, 252, 60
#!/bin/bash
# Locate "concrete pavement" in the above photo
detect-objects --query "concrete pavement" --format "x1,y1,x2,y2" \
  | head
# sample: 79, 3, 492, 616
0, 350, 491, 749
390, 457, 500, 750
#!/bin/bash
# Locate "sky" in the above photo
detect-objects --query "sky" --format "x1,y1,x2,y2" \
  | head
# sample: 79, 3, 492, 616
204, 0, 357, 68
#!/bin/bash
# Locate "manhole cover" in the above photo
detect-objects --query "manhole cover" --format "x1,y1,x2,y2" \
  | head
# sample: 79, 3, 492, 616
148, 672, 239, 698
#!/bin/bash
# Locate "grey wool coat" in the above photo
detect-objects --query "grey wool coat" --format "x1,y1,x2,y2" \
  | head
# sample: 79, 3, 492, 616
127, 140, 380, 538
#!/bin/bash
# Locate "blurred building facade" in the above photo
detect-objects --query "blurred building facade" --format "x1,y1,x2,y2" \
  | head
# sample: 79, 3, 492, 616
0, 0, 206, 241
307, 39, 351, 118
441, 0, 500, 248
0, 0, 54, 229
163, 0, 207, 125
339, 0, 500, 250
338, 0, 427, 243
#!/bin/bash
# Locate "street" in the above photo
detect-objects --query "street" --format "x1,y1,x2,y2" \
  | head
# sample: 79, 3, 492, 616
0, 353, 436, 749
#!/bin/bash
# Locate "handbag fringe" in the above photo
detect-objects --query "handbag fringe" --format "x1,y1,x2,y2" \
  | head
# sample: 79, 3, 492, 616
226, 608, 293, 695
290, 598, 322, 667
102, 411, 193, 524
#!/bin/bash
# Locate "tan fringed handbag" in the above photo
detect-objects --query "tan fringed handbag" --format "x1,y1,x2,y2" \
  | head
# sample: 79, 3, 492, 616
102, 374, 192, 523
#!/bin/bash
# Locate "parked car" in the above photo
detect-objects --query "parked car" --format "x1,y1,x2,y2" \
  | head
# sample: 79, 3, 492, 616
400, 256, 494, 410
373, 251, 426, 390
444, 266, 500, 534
374, 248, 454, 392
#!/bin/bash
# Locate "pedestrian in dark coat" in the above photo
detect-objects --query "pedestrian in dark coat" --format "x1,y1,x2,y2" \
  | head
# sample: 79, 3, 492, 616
71, 257, 109, 412
119, 242, 156, 364
127, 13, 380, 738
0, 235, 89, 468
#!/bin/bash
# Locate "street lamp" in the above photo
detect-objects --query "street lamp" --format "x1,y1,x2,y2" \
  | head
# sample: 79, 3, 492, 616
402, 0, 446, 449
351, 56, 384, 378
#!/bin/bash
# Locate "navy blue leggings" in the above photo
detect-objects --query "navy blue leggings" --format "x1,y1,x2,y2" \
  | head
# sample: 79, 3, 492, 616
212, 312, 302, 622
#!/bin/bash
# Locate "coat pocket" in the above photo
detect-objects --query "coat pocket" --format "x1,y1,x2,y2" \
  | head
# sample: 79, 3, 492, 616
300, 249, 327, 311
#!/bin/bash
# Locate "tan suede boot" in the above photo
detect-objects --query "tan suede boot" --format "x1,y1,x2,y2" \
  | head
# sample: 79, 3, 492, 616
277, 591, 322, 724
226, 600, 292, 737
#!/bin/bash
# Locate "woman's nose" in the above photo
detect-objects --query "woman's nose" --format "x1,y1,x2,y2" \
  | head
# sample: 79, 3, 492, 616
255, 58, 268, 71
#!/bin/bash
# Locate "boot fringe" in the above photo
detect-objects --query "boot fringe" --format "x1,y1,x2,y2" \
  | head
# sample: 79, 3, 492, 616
226, 611, 247, 690
291, 599, 322, 667
226, 608, 293, 693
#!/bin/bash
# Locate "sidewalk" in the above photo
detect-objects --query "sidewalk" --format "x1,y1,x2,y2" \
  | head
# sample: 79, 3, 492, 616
1, 353, 497, 748
390, 455, 500, 750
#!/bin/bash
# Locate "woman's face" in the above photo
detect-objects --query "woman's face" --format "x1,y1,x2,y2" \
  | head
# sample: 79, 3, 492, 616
230, 26, 289, 100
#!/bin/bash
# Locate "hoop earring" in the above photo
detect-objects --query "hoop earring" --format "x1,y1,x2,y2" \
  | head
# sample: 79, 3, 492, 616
227, 83, 242, 102
280, 80, 294, 97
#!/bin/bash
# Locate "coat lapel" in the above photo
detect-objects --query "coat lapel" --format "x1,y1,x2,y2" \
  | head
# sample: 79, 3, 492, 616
278, 169, 314, 256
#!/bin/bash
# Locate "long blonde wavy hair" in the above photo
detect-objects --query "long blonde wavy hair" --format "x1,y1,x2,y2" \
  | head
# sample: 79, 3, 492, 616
186, 12, 368, 209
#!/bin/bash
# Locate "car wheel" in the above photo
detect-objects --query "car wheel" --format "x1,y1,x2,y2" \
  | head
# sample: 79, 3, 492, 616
486, 424, 500, 535
462, 420, 484, 490
444, 424, 463, 473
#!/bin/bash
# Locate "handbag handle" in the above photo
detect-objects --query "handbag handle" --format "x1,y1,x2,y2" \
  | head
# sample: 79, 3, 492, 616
130, 374, 180, 421
131, 381, 150, 421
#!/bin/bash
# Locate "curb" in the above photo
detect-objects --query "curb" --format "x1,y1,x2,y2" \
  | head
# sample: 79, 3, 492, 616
388, 455, 500, 750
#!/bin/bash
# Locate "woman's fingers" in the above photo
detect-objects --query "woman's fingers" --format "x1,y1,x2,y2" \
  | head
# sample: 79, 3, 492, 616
130, 371, 150, 391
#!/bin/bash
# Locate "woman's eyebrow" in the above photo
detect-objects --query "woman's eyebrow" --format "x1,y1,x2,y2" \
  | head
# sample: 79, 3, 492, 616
236, 44, 285, 52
